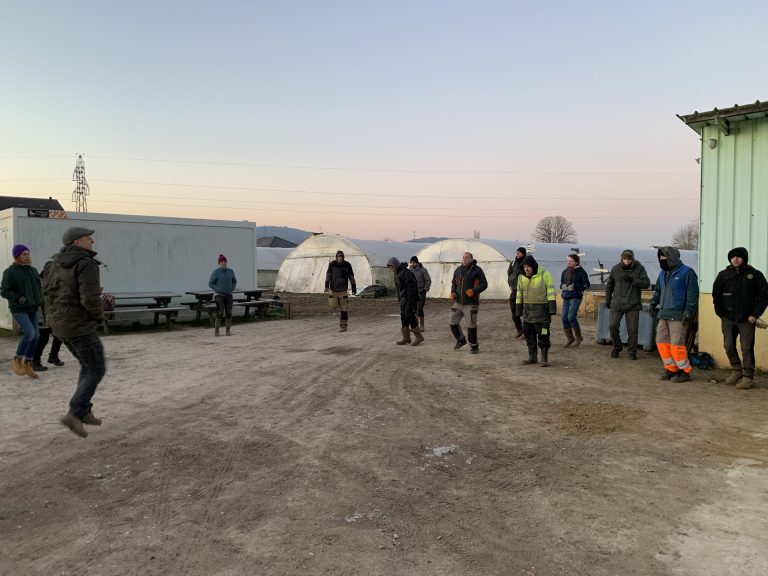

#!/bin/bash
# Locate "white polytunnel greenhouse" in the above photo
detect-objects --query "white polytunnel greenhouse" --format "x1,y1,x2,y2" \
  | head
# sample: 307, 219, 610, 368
274, 234, 429, 293
416, 239, 699, 299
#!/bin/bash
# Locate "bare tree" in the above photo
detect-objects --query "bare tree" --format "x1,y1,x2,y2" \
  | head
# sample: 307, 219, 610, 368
672, 219, 699, 250
531, 216, 578, 244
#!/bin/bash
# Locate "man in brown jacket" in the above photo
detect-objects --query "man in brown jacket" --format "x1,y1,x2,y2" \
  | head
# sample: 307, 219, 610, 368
43, 227, 105, 438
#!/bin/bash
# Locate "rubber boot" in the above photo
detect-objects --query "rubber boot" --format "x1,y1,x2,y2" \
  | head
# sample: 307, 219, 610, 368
450, 324, 466, 349
23, 360, 39, 379
11, 356, 26, 376
724, 369, 742, 386
563, 328, 575, 348
214, 317, 220, 337
225, 317, 232, 336
396, 327, 411, 345
523, 345, 538, 365
411, 326, 424, 346
339, 320, 348, 332
572, 326, 583, 347
540, 348, 549, 368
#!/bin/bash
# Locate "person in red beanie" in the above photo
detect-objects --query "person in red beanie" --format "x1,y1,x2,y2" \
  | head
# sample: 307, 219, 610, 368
209, 254, 237, 336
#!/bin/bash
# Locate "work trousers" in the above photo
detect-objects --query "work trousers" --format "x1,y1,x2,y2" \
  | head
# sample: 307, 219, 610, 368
400, 300, 418, 329
450, 303, 479, 348
721, 317, 756, 378
62, 332, 107, 419
214, 293, 234, 319
416, 290, 427, 319
328, 291, 349, 325
523, 321, 551, 351
609, 308, 640, 354
656, 319, 690, 374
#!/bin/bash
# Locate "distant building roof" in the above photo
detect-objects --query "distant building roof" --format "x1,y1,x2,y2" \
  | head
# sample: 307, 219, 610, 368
257, 236, 297, 248
0, 196, 65, 211
678, 99, 768, 134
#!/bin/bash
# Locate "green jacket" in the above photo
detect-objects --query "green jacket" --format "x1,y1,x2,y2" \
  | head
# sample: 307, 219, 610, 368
43, 245, 104, 339
1, 264, 43, 313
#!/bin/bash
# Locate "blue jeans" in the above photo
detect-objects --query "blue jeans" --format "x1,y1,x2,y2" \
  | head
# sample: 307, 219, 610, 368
13, 310, 40, 360
62, 332, 107, 419
561, 298, 582, 330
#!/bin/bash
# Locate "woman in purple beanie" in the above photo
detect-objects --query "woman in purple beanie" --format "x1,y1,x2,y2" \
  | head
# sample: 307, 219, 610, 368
1, 244, 44, 378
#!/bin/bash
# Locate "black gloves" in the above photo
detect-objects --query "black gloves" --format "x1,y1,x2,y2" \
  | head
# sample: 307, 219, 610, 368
548, 301, 557, 315
351, 285, 357, 294
682, 311, 693, 326
605, 301, 611, 310
649, 304, 658, 318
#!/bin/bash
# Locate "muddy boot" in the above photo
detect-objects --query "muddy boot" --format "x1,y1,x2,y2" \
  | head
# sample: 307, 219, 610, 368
11, 357, 26, 376
522, 336, 538, 364
214, 317, 221, 337
563, 328, 575, 348
396, 327, 411, 345
225, 317, 232, 336
572, 326, 583, 347
450, 325, 466, 349
671, 371, 691, 383
23, 360, 39, 379
660, 370, 677, 381
60, 412, 87, 438
82, 410, 102, 426
540, 348, 549, 368
724, 369, 742, 386
339, 320, 348, 332
735, 376, 754, 390
411, 327, 424, 346
32, 360, 48, 372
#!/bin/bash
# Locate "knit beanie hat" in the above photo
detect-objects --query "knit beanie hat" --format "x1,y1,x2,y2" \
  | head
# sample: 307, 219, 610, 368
568, 253, 580, 265
336, 250, 345, 258
727, 247, 748, 265
409, 256, 419, 264
218, 254, 227, 263
12, 244, 29, 259
516, 247, 527, 257
621, 249, 635, 261
386, 257, 400, 268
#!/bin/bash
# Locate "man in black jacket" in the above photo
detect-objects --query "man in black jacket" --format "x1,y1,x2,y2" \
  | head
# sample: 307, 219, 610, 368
325, 250, 356, 332
387, 257, 423, 346
449, 252, 488, 354
712, 247, 768, 390
507, 247, 526, 338
605, 249, 650, 360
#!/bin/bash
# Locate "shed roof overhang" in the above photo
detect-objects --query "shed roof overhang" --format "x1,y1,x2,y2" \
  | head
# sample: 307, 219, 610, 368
677, 100, 768, 135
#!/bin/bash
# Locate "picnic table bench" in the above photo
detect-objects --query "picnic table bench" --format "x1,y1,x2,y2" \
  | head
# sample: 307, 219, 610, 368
102, 292, 183, 334
183, 288, 271, 324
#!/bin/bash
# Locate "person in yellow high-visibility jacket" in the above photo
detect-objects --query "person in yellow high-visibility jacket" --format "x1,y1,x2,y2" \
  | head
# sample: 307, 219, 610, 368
516, 254, 557, 367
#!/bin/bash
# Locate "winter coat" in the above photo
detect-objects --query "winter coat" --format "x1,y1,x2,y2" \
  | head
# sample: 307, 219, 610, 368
712, 251, 768, 323
208, 267, 237, 295
516, 260, 557, 324
605, 261, 650, 312
410, 264, 432, 293
650, 246, 699, 321
325, 260, 356, 293
559, 266, 590, 300
451, 260, 488, 305
394, 263, 419, 307
42, 245, 104, 339
1, 264, 43, 313
507, 258, 524, 295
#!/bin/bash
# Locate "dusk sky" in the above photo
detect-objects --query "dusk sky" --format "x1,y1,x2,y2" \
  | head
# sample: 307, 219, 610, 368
2, 1, 766, 245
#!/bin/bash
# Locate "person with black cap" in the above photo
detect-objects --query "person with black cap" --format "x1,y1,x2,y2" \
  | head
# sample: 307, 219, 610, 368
1, 244, 43, 378
712, 247, 768, 390
408, 256, 431, 330
43, 226, 105, 438
208, 254, 237, 336
325, 250, 356, 332
506, 247, 526, 338
605, 249, 650, 360
388, 257, 423, 345
516, 254, 556, 367
559, 253, 591, 347
649, 247, 699, 383
449, 252, 488, 353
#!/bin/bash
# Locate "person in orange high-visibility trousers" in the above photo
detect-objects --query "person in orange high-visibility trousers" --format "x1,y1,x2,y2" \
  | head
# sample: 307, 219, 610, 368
649, 247, 699, 383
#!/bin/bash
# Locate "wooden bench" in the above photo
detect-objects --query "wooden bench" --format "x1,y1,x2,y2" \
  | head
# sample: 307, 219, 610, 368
234, 299, 292, 320
102, 306, 186, 334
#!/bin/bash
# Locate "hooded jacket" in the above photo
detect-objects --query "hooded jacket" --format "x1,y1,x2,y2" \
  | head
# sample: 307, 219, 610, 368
394, 262, 419, 307
42, 245, 104, 339
1, 263, 43, 313
410, 263, 432, 293
451, 260, 488, 305
650, 246, 699, 321
515, 255, 557, 323
506, 248, 526, 294
605, 258, 650, 311
325, 259, 356, 293
712, 247, 768, 323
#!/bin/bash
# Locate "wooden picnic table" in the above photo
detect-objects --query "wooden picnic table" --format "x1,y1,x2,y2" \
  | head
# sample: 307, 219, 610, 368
183, 288, 268, 322
111, 291, 181, 308
103, 292, 183, 334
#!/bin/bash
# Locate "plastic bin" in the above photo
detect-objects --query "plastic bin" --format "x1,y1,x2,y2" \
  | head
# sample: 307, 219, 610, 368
596, 302, 655, 351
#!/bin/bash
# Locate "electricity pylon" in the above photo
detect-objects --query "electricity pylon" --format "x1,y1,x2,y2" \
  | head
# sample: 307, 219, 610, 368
72, 154, 90, 212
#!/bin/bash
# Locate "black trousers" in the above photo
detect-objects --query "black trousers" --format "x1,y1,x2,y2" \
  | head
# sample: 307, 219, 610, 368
721, 317, 756, 377
609, 308, 640, 353
35, 327, 63, 362
400, 300, 418, 329
523, 321, 551, 351
509, 292, 523, 331
215, 294, 234, 319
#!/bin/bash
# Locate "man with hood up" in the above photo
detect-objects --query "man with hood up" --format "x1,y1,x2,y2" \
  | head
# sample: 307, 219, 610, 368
506, 247, 526, 338
43, 227, 106, 438
516, 254, 557, 367
387, 257, 423, 346
605, 249, 650, 360
712, 247, 768, 390
449, 252, 488, 354
650, 246, 699, 383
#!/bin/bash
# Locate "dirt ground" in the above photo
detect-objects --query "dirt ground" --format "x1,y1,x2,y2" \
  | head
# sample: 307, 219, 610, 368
1, 294, 767, 576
